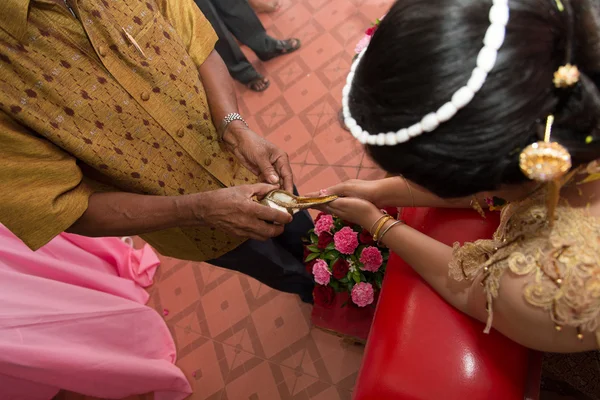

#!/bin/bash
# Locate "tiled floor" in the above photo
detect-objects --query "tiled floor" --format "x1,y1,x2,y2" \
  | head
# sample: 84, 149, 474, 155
60, 1, 392, 399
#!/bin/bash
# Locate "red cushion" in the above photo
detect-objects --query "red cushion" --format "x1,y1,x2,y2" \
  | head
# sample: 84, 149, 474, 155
354, 208, 538, 400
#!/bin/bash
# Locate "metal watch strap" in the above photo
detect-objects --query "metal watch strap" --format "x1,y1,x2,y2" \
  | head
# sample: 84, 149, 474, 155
218, 112, 248, 141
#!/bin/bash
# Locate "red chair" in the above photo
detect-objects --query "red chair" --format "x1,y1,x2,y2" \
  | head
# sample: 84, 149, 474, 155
353, 208, 542, 400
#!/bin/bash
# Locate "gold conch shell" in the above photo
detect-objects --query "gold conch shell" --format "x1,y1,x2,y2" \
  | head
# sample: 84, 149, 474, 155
258, 190, 338, 216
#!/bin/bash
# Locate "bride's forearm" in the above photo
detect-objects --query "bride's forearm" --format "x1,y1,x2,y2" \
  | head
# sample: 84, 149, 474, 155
373, 177, 532, 209
377, 221, 472, 313
373, 177, 473, 208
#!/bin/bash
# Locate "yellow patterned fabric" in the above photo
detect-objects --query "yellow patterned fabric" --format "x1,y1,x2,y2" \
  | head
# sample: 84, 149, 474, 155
0, 0, 258, 260
449, 187, 600, 347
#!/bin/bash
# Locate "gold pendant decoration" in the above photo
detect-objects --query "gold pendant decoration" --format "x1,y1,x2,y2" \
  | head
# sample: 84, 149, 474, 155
519, 141, 572, 181
519, 116, 572, 181
519, 115, 572, 227
258, 190, 338, 216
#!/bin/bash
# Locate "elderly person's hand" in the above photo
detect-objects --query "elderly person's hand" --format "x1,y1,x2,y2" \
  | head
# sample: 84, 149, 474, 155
223, 122, 294, 193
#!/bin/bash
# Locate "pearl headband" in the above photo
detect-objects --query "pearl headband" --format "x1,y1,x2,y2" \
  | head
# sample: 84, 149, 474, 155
342, 0, 510, 146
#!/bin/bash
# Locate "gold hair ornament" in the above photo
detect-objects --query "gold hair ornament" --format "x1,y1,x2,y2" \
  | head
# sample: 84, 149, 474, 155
553, 64, 580, 89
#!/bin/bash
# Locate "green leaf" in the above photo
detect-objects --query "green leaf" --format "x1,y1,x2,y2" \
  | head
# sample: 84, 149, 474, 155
307, 245, 320, 253
310, 233, 319, 243
340, 277, 349, 284
360, 272, 367, 282
304, 253, 319, 263
324, 251, 338, 261
326, 242, 336, 251
352, 271, 361, 284
330, 280, 340, 292
375, 273, 383, 289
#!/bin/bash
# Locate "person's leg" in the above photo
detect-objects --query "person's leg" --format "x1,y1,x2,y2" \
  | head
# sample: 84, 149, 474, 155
209, 187, 315, 303
208, 0, 277, 54
248, 0, 281, 14
193, 0, 264, 86
272, 187, 314, 263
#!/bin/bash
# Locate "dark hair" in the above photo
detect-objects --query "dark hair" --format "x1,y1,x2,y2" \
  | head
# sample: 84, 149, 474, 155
350, 0, 600, 198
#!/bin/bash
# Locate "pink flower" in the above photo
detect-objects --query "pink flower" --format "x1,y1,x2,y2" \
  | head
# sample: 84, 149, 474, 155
314, 214, 334, 236
312, 259, 332, 286
334, 226, 359, 255
355, 35, 371, 54
360, 246, 383, 272
351, 282, 375, 307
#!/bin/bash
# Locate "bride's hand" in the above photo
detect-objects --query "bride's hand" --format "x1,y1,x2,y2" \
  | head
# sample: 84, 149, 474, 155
320, 179, 383, 207
322, 197, 382, 228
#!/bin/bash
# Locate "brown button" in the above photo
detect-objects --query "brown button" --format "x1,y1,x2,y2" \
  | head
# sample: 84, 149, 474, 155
176, 128, 185, 138
140, 91, 150, 101
98, 45, 107, 57
204, 159, 212, 167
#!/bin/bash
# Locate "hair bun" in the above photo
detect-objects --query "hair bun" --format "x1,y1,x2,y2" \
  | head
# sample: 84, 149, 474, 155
574, 0, 600, 73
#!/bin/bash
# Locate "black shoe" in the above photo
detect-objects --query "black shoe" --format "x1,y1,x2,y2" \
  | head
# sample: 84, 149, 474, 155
257, 38, 301, 62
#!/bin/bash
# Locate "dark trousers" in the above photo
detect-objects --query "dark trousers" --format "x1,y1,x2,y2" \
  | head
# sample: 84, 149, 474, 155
208, 190, 315, 302
194, 0, 278, 83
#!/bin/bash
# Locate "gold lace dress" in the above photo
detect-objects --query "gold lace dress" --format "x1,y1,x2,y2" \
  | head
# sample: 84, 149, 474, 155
448, 190, 600, 347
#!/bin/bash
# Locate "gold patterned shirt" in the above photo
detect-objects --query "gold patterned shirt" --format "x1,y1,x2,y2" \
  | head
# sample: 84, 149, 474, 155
0, 0, 258, 261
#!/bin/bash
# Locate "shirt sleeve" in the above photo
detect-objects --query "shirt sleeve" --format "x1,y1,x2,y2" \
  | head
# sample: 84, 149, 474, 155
0, 111, 93, 250
156, 0, 218, 67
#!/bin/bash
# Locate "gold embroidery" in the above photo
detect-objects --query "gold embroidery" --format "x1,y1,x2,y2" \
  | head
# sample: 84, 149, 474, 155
449, 187, 600, 342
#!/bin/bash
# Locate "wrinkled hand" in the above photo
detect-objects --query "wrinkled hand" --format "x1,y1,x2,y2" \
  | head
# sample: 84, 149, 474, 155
196, 184, 292, 241
321, 197, 382, 229
223, 123, 294, 193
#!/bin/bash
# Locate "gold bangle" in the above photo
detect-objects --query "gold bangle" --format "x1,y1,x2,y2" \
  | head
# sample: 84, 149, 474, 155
369, 215, 388, 235
377, 220, 404, 244
373, 215, 394, 241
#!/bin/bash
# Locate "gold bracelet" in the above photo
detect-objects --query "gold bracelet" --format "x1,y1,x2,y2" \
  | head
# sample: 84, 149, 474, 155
377, 220, 404, 244
372, 215, 394, 241
369, 215, 388, 235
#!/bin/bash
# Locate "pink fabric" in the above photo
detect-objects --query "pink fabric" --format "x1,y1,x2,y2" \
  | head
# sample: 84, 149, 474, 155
0, 225, 192, 400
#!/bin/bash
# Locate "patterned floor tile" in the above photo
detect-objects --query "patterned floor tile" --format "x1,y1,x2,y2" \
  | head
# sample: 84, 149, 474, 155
270, 2, 313, 38
357, 167, 387, 180
264, 115, 314, 163
306, 118, 364, 167
312, 1, 359, 32
295, 165, 360, 196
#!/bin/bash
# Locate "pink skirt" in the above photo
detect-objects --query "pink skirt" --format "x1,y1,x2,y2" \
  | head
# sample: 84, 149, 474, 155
0, 225, 191, 399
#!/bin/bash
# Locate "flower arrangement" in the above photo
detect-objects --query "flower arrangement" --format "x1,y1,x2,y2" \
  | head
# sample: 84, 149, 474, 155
305, 209, 396, 309
354, 17, 383, 55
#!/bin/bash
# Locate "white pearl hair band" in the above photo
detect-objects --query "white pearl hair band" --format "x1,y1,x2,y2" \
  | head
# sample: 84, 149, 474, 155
342, 0, 510, 146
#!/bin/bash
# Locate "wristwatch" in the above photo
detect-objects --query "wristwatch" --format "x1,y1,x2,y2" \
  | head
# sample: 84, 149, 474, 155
218, 112, 248, 142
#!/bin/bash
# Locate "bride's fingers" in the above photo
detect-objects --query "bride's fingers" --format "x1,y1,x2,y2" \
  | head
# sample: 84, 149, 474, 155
310, 204, 329, 212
